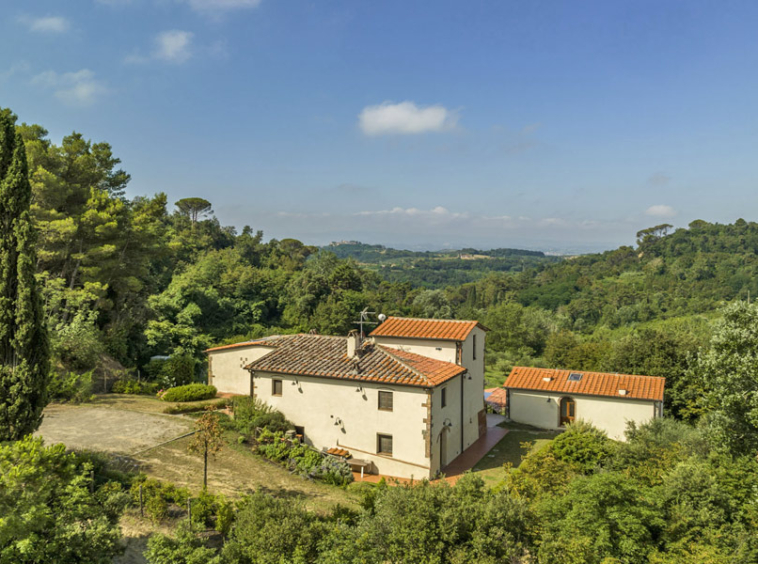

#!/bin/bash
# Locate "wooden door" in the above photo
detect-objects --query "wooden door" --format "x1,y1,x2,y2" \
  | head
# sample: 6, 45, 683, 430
560, 397, 575, 426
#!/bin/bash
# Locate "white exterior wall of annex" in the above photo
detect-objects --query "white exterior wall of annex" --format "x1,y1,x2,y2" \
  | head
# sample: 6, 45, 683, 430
253, 371, 432, 479
207, 346, 275, 395
508, 389, 659, 441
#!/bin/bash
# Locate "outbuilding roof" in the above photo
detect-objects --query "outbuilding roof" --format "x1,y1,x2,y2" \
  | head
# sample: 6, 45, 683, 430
484, 387, 507, 410
504, 366, 665, 402
369, 316, 488, 342
242, 333, 466, 388
204, 337, 279, 353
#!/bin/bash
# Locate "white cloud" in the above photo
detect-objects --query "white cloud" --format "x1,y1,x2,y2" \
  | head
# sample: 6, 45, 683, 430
181, 0, 263, 14
355, 206, 468, 221
19, 15, 70, 34
32, 69, 108, 106
126, 30, 195, 65
645, 204, 677, 218
154, 30, 194, 64
358, 101, 459, 136
0, 61, 30, 81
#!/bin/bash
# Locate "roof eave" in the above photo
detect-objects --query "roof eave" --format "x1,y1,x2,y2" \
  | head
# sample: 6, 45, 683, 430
503, 385, 664, 403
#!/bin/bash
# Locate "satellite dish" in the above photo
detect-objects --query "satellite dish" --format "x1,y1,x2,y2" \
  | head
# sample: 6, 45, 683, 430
378, 313, 387, 322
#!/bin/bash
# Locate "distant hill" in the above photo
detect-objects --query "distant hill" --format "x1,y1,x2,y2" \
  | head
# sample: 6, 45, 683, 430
320, 241, 560, 288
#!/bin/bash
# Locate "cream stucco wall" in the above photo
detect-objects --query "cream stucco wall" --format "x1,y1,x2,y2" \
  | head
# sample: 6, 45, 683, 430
208, 345, 275, 395
429, 375, 463, 474
253, 371, 431, 479
371, 336, 458, 364
459, 327, 486, 447
373, 326, 487, 459
508, 389, 660, 441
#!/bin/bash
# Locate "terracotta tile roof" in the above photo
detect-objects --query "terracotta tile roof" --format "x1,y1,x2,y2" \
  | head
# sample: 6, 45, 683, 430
369, 316, 489, 341
504, 366, 665, 402
484, 387, 507, 409
243, 334, 466, 388
204, 336, 281, 353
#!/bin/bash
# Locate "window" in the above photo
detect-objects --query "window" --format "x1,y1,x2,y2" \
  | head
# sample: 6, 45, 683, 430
272, 379, 283, 396
377, 433, 393, 456
473, 334, 477, 360
378, 391, 393, 411
441, 387, 447, 408
568, 373, 583, 382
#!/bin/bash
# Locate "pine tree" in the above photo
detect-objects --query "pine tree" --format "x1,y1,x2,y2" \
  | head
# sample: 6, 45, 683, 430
0, 109, 50, 440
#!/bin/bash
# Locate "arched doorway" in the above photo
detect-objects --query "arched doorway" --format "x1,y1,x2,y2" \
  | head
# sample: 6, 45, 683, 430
559, 397, 575, 427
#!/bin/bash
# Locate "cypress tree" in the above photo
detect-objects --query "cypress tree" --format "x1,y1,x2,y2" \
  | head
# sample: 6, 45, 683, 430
0, 109, 49, 440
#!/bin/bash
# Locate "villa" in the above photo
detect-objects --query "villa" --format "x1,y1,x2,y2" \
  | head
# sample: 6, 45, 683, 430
205, 317, 489, 479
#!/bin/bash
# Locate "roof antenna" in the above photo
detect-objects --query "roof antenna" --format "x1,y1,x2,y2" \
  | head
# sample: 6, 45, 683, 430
353, 308, 378, 343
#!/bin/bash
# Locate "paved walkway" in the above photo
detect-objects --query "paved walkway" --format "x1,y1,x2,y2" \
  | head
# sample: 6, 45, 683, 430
442, 422, 509, 483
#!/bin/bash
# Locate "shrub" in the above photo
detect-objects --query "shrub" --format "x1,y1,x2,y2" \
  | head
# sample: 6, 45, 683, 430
47, 370, 95, 403
257, 432, 291, 461
163, 398, 228, 414
131, 478, 194, 524
112, 378, 160, 396
309, 456, 354, 486
255, 431, 352, 486
160, 355, 197, 388
550, 420, 613, 473
51, 313, 105, 371
145, 526, 219, 564
145, 495, 168, 524
144, 358, 168, 380
232, 397, 292, 436
161, 383, 217, 402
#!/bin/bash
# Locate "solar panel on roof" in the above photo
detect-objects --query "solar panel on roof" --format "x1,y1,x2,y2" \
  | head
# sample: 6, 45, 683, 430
568, 373, 583, 381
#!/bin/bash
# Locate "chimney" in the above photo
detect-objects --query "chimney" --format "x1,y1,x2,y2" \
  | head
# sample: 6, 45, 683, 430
347, 330, 361, 359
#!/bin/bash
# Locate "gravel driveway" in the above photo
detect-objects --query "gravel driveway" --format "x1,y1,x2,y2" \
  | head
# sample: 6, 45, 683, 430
35, 404, 193, 455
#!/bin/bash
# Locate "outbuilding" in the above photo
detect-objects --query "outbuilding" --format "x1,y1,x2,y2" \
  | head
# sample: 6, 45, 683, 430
503, 366, 665, 440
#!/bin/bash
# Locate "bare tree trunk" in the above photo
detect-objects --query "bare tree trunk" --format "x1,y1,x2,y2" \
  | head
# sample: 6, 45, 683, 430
203, 441, 208, 490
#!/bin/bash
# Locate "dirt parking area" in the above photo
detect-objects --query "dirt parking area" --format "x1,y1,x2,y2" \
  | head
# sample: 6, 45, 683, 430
35, 397, 356, 510
35, 404, 193, 455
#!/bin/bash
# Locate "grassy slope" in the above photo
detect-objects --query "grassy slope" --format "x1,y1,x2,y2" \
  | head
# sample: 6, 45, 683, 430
472, 425, 559, 487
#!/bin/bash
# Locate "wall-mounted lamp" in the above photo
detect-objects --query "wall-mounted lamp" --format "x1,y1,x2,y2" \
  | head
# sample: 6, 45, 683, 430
356, 385, 363, 393
546, 397, 551, 403
291, 379, 299, 386
333, 417, 343, 426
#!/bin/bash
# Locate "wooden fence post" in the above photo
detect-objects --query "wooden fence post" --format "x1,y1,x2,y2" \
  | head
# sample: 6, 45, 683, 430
188, 498, 192, 532
139, 485, 144, 518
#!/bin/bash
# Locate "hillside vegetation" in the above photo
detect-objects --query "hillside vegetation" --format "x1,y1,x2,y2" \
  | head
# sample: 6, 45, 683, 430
322, 241, 560, 287
13, 108, 758, 422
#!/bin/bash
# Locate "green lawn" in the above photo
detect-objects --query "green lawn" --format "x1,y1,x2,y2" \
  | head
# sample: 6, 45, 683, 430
472, 426, 560, 486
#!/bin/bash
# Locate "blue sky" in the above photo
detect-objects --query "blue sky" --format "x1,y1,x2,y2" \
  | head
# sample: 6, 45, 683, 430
2, 1, 758, 252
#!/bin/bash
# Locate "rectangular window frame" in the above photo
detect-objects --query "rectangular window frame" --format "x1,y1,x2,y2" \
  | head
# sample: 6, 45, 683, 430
272, 379, 283, 396
441, 387, 447, 408
377, 433, 393, 456
473, 334, 477, 360
378, 390, 394, 412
